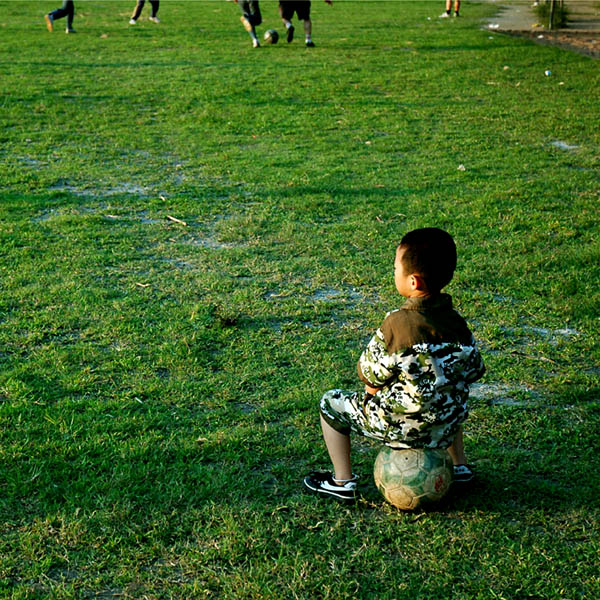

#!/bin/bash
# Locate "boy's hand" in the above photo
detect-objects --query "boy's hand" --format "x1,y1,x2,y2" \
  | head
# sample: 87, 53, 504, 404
364, 384, 382, 395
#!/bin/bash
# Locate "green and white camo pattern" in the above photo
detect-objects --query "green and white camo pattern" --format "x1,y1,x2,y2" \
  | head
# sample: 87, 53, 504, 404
321, 332, 485, 449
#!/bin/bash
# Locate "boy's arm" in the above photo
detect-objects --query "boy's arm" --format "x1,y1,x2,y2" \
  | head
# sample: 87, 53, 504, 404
364, 383, 382, 395
357, 361, 383, 395
464, 336, 486, 383
357, 328, 396, 391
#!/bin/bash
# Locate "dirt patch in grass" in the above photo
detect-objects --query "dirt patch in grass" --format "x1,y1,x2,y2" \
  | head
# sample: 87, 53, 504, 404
504, 30, 600, 58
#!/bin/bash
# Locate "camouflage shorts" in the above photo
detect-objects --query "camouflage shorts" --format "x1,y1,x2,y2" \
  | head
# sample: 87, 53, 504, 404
319, 389, 465, 449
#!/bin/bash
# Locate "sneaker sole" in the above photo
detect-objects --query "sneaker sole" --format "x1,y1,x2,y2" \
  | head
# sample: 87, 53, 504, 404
302, 479, 357, 503
452, 474, 475, 484
45, 15, 53, 32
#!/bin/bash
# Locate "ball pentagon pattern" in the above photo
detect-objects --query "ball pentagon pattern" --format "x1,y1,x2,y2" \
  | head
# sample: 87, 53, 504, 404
374, 447, 452, 510
263, 29, 279, 44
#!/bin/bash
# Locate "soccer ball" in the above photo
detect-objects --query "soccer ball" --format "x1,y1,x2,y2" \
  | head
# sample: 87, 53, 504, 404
263, 29, 279, 44
373, 447, 453, 510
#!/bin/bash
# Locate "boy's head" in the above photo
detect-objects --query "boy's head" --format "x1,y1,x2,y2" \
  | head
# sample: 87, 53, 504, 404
395, 228, 457, 296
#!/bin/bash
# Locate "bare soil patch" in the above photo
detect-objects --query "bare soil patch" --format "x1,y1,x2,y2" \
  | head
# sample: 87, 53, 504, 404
503, 30, 600, 58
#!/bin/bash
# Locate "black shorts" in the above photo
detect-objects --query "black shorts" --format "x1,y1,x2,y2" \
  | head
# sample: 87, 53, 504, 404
240, 0, 262, 26
279, 1, 311, 22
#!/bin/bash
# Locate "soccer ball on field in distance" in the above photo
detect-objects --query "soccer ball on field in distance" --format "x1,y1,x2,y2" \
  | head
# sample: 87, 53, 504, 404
373, 447, 453, 510
263, 29, 279, 44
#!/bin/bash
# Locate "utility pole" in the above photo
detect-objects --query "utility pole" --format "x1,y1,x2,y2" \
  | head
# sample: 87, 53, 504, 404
549, 0, 557, 29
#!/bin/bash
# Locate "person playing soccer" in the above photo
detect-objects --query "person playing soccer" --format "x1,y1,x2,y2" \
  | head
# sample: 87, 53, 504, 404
278, 0, 332, 48
303, 228, 485, 502
236, 0, 263, 48
45, 0, 76, 34
129, 0, 161, 25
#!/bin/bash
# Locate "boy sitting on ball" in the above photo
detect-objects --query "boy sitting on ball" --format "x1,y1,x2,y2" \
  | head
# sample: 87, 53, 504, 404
303, 228, 485, 502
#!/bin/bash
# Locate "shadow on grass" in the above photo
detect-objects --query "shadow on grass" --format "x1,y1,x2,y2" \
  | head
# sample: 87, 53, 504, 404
3, 390, 599, 526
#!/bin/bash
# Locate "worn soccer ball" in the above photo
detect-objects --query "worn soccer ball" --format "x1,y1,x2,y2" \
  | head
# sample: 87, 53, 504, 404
374, 447, 453, 510
263, 29, 279, 44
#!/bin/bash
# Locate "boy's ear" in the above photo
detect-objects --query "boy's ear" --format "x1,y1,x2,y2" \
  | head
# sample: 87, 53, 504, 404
411, 274, 427, 291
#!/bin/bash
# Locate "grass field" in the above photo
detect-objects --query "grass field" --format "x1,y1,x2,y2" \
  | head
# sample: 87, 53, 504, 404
1, 1, 599, 598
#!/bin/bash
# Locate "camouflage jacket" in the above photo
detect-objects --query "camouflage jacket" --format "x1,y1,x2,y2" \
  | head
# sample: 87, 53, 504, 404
357, 294, 485, 447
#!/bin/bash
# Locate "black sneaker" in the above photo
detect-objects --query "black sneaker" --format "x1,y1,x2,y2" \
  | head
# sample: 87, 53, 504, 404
453, 464, 474, 483
303, 471, 358, 503
286, 24, 295, 43
305, 40, 315, 47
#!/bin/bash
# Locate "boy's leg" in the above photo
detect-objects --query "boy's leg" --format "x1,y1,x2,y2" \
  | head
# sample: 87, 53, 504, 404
320, 414, 352, 482
303, 19, 314, 46
447, 425, 466, 465
454, 0, 461, 16
279, 2, 295, 42
285, 21, 295, 43
131, 0, 145, 21
46, 0, 73, 28
240, 0, 260, 47
65, 0, 74, 30
448, 426, 475, 483
303, 390, 365, 501
304, 414, 357, 502
148, 0, 160, 22
297, 2, 314, 46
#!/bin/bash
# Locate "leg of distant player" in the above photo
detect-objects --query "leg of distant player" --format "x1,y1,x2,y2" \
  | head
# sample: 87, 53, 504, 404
447, 426, 467, 465
65, 0, 75, 31
45, 0, 75, 33
150, 0, 160, 19
296, 2, 316, 47
239, 0, 261, 47
303, 18, 314, 46
279, 2, 295, 43
131, 0, 145, 22
442, 0, 459, 17
320, 414, 353, 483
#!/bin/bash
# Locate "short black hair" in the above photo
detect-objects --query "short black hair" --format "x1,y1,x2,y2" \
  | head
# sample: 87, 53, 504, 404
399, 228, 457, 293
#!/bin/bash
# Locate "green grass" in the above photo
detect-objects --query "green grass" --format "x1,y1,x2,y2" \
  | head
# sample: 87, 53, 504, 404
1, 1, 599, 598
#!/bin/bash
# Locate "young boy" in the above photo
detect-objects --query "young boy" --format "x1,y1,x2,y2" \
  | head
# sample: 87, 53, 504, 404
278, 0, 332, 48
303, 228, 485, 502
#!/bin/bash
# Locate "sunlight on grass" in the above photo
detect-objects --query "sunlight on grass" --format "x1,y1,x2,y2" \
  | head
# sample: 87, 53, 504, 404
0, 1, 599, 598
